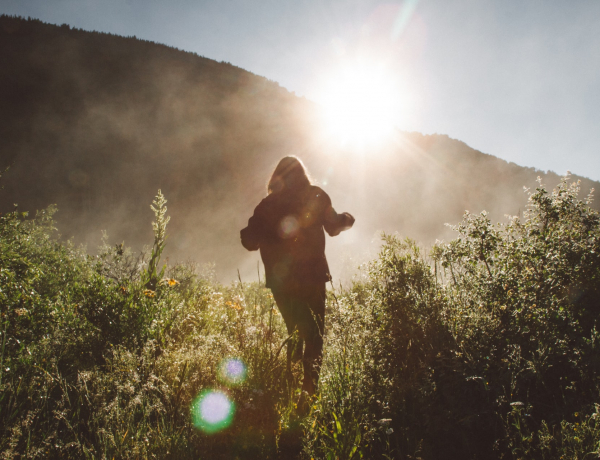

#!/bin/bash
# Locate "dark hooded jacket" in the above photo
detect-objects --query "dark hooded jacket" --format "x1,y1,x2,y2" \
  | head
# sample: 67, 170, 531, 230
241, 185, 354, 290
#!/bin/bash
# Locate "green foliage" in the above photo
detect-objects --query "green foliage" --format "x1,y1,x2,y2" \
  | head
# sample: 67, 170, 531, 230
2, 177, 599, 459
0, 194, 296, 459
437, 177, 600, 421
303, 288, 382, 459
303, 177, 600, 460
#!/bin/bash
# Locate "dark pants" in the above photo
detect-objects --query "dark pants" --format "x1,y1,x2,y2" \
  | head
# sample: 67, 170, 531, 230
272, 283, 326, 395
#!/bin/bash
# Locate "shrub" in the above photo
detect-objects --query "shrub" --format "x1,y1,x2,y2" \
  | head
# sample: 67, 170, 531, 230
0, 192, 295, 459
303, 177, 600, 459
2, 178, 599, 459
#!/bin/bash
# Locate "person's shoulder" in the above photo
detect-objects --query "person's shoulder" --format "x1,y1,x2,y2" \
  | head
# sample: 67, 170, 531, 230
308, 185, 328, 197
308, 185, 331, 203
252, 194, 272, 213
258, 193, 274, 205
255, 191, 288, 213
304, 186, 332, 212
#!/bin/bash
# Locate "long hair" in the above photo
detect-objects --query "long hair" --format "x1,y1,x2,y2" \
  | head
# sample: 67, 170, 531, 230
267, 156, 311, 194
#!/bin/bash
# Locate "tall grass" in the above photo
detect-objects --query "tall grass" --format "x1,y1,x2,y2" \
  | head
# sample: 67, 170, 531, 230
304, 177, 600, 460
0, 194, 297, 459
1, 177, 599, 459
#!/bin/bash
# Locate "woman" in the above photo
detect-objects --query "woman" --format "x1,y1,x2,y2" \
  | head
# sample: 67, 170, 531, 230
240, 156, 354, 402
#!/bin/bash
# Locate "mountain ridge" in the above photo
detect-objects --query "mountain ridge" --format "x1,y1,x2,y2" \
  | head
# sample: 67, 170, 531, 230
1, 15, 598, 282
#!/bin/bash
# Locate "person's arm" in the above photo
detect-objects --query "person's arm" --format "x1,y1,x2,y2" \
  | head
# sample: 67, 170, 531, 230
240, 205, 264, 251
321, 192, 355, 237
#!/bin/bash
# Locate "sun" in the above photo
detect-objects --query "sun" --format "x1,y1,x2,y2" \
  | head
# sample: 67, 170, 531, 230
314, 61, 403, 147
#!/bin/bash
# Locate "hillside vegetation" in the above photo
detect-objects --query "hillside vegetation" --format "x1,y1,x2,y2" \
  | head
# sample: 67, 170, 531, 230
1, 15, 599, 284
1, 175, 599, 459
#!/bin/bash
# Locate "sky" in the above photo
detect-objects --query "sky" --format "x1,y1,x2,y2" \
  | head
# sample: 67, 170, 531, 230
2, 0, 599, 181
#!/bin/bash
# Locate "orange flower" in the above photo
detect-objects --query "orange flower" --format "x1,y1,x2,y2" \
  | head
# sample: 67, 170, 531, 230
228, 301, 242, 310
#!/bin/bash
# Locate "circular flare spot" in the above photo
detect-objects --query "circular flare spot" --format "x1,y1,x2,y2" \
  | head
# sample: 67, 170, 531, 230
279, 216, 299, 239
191, 390, 235, 433
219, 358, 247, 386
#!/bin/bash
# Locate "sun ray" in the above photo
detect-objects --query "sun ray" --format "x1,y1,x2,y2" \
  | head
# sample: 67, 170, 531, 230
314, 60, 405, 148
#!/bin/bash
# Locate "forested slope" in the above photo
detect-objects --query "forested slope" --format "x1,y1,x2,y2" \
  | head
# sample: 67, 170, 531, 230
1, 15, 598, 282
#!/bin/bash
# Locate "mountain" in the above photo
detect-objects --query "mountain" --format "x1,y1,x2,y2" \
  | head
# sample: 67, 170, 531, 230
1, 15, 598, 282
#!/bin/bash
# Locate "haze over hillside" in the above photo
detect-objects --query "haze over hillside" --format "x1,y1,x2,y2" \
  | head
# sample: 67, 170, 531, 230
1, 15, 598, 282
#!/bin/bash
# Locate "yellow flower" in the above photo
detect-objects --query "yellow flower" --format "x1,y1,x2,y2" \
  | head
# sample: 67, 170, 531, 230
226, 301, 242, 310
159, 278, 179, 286
144, 289, 156, 298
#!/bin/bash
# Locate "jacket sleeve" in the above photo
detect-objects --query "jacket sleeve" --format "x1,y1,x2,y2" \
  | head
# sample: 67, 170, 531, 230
240, 205, 263, 251
321, 192, 355, 237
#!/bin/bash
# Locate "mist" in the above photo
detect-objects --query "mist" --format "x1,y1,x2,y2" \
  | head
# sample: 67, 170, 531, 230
1, 16, 598, 284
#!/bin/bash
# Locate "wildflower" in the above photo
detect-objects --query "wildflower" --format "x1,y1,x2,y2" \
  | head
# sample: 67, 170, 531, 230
386, 428, 394, 435
226, 301, 242, 311
144, 289, 156, 298
232, 295, 244, 305
158, 278, 179, 287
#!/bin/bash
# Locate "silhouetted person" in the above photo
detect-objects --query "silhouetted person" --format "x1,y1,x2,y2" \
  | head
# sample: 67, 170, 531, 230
240, 156, 354, 408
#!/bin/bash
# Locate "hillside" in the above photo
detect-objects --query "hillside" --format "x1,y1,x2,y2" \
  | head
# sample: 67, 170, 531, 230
1, 15, 598, 281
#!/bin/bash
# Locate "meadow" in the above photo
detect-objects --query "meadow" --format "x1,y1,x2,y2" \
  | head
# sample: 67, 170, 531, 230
1, 177, 599, 459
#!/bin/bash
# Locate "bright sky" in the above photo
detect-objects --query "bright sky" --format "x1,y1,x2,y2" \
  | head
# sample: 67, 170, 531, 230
2, 0, 599, 181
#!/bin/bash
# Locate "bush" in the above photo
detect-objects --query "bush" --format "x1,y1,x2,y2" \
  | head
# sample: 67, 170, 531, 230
2, 177, 599, 459
0, 193, 296, 459
303, 177, 600, 460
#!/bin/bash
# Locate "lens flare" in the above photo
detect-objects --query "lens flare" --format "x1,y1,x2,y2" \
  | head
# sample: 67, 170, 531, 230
191, 390, 235, 433
219, 358, 247, 386
278, 215, 299, 238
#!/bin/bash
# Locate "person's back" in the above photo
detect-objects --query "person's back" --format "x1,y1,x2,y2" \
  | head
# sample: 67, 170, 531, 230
240, 156, 354, 411
241, 184, 351, 291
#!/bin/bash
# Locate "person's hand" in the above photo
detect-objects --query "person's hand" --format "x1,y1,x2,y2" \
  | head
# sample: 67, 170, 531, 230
342, 212, 355, 230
